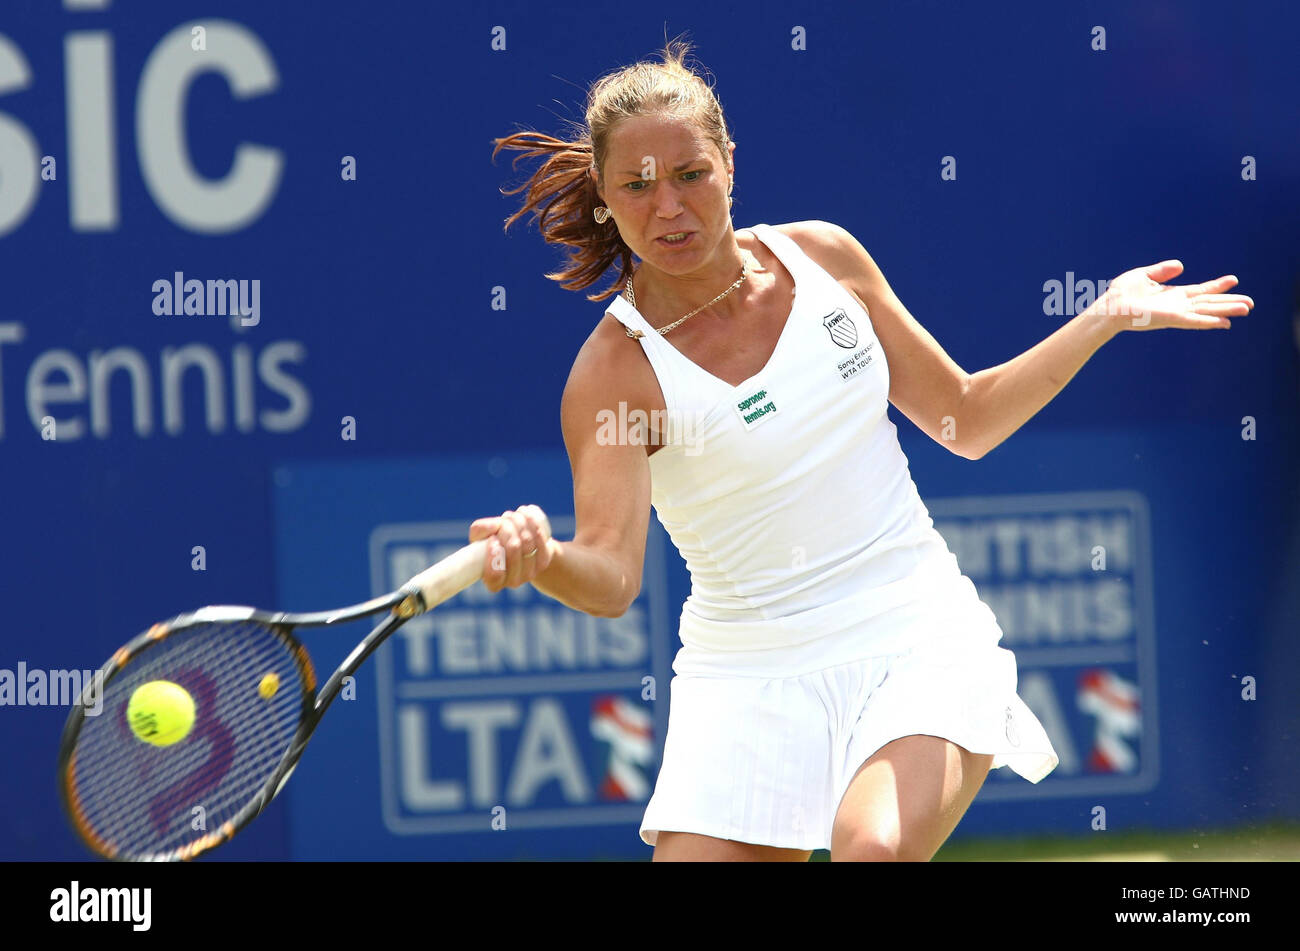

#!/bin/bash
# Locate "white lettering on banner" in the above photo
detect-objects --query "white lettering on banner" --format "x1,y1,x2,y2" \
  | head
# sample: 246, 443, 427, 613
507, 698, 590, 805
980, 578, 1133, 645
398, 705, 467, 812
398, 699, 593, 813
396, 608, 647, 677
387, 543, 648, 676
0, 322, 309, 440
0, 18, 283, 235
0, 36, 41, 235
940, 513, 1133, 577
138, 22, 283, 233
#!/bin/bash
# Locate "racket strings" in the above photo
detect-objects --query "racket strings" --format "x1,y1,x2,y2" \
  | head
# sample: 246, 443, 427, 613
66, 620, 309, 859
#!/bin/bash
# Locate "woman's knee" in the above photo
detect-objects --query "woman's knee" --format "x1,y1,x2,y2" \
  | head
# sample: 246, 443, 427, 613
829, 822, 935, 862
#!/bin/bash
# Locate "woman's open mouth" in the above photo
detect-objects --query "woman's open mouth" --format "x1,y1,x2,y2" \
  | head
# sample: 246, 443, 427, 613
656, 231, 694, 248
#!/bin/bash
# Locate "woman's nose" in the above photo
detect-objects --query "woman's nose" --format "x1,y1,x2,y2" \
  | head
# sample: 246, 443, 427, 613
654, 181, 684, 216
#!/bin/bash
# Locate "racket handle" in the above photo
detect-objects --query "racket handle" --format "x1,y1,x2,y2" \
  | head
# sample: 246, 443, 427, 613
400, 540, 488, 613
399, 511, 554, 614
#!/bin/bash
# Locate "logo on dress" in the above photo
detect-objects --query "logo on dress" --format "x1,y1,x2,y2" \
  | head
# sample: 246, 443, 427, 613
822, 308, 858, 348
1005, 706, 1021, 747
734, 384, 778, 431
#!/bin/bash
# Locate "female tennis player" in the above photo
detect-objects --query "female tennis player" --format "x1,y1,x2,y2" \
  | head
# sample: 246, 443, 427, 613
475, 42, 1253, 862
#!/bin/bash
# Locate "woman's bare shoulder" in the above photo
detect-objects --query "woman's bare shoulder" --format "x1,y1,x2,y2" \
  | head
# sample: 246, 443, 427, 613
771, 219, 856, 264
562, 310, 663, 419
770, 220, 884, 288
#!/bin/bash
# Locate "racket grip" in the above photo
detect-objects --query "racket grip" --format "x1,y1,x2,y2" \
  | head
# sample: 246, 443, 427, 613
401, 540, 489, 613
400, 511, 554, 613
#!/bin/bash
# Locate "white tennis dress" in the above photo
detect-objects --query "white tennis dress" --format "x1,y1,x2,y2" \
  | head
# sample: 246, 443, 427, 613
604, 223, 1058, 851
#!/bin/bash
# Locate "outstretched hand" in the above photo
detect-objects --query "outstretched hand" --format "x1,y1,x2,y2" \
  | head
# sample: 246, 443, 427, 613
1090, 260, 1254, 331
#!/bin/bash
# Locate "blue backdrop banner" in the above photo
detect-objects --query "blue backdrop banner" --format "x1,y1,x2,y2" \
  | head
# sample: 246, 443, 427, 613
2, 0, 1295, 860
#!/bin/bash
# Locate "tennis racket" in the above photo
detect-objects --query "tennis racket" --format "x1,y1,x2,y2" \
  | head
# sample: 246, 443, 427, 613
57, 513, 551, 862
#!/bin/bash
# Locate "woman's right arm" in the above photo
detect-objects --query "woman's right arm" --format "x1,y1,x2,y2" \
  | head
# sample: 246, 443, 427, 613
469, 319, 654, 618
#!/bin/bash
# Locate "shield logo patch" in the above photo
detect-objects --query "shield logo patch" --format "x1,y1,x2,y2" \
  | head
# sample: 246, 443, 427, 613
822, 308, 858, 348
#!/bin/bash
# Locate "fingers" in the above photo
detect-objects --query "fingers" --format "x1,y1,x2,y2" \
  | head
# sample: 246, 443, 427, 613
476, 504, 554, 593
1142, 259, 1184, 282
1185, 287, 1253, 323
1154, 298, 1249, 330
516, 504, 556, 560
1113, 267, 1253, 331
468, 516, 503, 542
1190, 297, 1253, 316
1183, 274, 1244, 296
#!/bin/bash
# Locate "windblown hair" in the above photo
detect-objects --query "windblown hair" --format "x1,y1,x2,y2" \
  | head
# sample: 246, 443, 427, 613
492, 39, 732, 302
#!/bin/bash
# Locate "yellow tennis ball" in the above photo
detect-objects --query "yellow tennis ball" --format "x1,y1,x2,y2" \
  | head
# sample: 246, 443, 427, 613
127, 680, 195, 747
258, 672, 280, 700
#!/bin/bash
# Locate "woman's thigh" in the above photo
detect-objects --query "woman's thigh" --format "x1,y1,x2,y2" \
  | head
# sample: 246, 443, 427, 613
830, 734, 993, 861
652, 831, 812, 862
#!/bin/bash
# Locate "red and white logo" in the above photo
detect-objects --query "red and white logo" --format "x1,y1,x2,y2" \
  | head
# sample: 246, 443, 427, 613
591, 695, 654, 800
1077, 669, 1141, 773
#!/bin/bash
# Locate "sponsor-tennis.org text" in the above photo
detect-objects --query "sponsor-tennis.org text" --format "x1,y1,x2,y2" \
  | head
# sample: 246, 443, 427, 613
50, 882, 151, 931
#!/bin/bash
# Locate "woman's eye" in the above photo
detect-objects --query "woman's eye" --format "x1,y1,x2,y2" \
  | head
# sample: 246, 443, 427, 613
625, 171, 701, 190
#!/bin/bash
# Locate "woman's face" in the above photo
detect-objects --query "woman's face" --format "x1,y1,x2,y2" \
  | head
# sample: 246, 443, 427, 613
595, 113, 735, 275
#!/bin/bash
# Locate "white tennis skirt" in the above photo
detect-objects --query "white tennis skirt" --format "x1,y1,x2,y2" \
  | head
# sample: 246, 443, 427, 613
639, 592, 1059, 852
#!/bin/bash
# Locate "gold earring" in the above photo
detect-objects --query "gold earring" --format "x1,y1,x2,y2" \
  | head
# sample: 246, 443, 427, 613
593, 206, 612, 224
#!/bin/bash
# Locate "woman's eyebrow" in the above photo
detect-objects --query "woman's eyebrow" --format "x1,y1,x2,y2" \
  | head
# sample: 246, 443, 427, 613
618, 158, 704, 176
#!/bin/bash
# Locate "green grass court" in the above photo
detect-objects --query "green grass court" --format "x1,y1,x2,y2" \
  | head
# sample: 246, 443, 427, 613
810, 822, 1300, 861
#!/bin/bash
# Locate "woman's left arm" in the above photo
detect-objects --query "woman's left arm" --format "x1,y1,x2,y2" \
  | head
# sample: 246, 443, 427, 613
955, 259, 1253, 458
789, 220, 1254, 460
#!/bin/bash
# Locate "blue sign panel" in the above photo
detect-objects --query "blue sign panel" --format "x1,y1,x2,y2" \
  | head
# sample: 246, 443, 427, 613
272, 452, 673, 860
931, 491, 1158, 800
369, 517, 671, 838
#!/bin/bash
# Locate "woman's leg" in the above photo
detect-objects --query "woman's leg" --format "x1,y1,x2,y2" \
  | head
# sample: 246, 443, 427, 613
653, 832, 812, 862
830, 734, 994, 862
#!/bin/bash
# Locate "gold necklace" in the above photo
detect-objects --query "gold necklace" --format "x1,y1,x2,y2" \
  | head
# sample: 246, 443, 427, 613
623, 253, 753, 338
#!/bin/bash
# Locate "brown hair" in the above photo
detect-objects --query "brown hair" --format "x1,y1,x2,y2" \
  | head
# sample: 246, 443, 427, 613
492, 39, 733, 302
